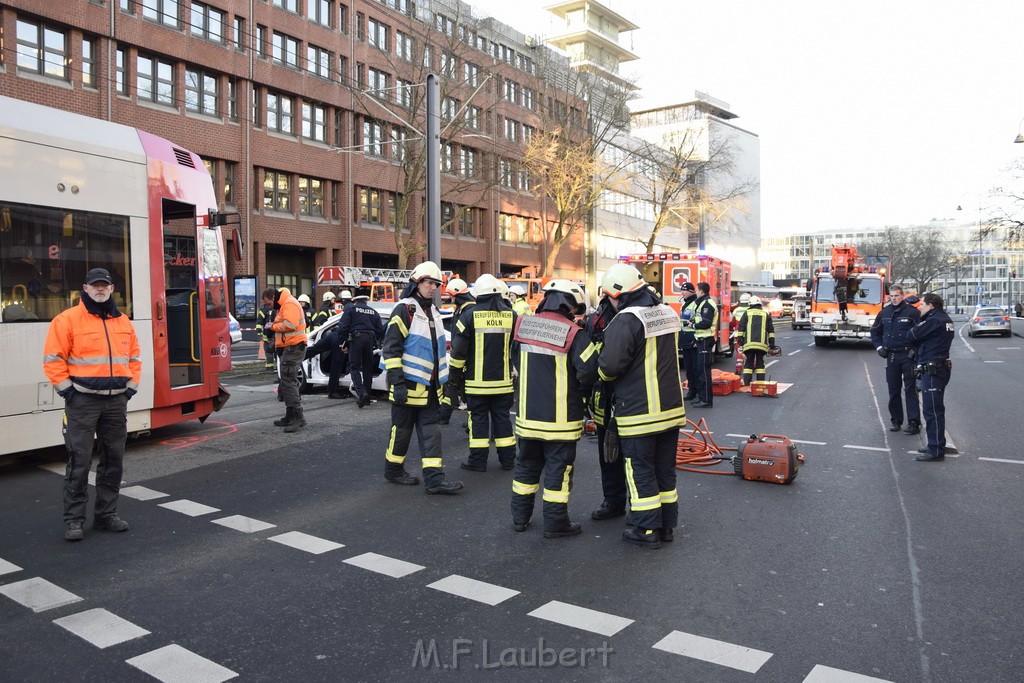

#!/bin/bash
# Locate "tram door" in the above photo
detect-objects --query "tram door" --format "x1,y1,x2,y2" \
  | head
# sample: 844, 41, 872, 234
162, 199, 202, 387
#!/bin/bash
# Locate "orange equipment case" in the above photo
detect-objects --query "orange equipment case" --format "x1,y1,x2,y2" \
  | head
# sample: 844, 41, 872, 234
734, 434, 799, 484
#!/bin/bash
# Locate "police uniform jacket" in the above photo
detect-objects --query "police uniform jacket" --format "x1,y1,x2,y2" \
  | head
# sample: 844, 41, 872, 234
337, 299, 385, 342
908, 308, 955, 363
450, 294, 515, 395
692, 294, 719, 341
678, 295, 698, 348
381, 293, 449, 406
870, 301, 921, 351
513, 310, 599, 440
736, 307, 775, 352
598, 290, 686, 437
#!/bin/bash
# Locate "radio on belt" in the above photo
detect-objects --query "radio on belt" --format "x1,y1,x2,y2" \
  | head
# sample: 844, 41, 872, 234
734, 434, 799, 484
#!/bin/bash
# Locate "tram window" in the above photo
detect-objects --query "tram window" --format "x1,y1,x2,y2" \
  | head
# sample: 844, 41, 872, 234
202, 227, 227, 318
0, 202, 131, 322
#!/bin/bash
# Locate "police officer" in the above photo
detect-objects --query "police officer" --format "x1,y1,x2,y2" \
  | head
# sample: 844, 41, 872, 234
689, 281, 719, 408
598, 264, 685, 549
870, 285, 922, 434
381, 262, 464, 493
735, 296, 776, 385
586, 293, 626, 521
439, 278, 476, 425
907, 293, 955, 462
510, 280, 598, 537
449, 274, 517, 471
509, 285, 532, 316
677, 282, 699, 401
312, 291, 336, 331
336, 293, 385, 408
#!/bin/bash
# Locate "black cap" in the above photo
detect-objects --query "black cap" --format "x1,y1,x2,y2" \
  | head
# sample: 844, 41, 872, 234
905, 295, 919, 305
680, 282, 695, 293
85, 268, 113, 285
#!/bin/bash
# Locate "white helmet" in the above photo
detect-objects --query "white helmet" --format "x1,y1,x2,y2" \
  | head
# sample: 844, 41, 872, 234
542, 279, 586, 315
297, 294, 311, 305
446, 278, 469, 295
340, 290, 353, 300
509, 285, 527, 298
472, 274, 504, 297
322, 291, 336, 302
411, 261, 443, 284
601, 263, 645, 299
748, 296, 762, 307
739, 293, 751, 304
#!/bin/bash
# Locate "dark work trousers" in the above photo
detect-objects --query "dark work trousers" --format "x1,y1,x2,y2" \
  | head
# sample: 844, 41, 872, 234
621, 428, 679, 532
278, 343, 306, 409
348, 333, 376, 399
680, 344, 699, 399
385, 389, 446, 487
595, 422, 627, 510
511, 439, 577, 532
917, 367, 950, 456
438, 381, 460, 424
306, 331, 340, 395
466, 393, 516, 469
742, 349, 767, 385
886, 351, 920, 427
696, 337, 715, 405
62, 393, 129, 525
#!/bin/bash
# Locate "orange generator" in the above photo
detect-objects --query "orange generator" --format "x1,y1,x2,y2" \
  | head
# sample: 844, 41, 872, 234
734, 434, 799, 484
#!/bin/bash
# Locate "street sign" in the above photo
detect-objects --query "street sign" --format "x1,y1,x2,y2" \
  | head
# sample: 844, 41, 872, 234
977, 286, 985, 294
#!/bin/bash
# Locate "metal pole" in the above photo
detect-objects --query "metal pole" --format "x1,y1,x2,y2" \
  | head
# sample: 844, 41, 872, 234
425, 74, 441, 273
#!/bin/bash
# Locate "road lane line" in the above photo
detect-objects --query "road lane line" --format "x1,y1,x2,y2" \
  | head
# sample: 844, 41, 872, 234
979, 457, 1024, 465
126, 644, 238, 683
0, 577, 83, 612
804, 664, 892, 682
766, 360, 779, 368
907, 451, 959, 458
843, 445, 889, 452
211, 515, 276, 534
983, 360, 1004, 363
343, 552, 425, 578
427, 575, 520, 606
528, 600, 633, 637
652, 630, 772, 673
268, 531, 344, 554
119, 486, 169, 501
53, 608, 151, 648
158, 500, 221, 517
0, 557, 22, 576
787, 349, 801, 356
725, 434, 826, 445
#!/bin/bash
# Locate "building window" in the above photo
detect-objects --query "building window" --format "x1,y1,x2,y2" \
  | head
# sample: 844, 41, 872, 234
143, 0, 179, 27
185, 68, 220, 116
388, 193, 409, 229
500, 159, 514, 188
517, 168, 531, 192
307, 45, 331, 79
422, 45, 431, 69
190, 2, 225, 42
233, 17, 245, 50
227, 78, 238, 120
465, 105, 481, 130
440, 202, 455, 234
460, 147, 477, 178
360, 188, 381, 223
267, 92, 293, 133
523, 125, 534, 144
137, 54, 174, 105
464, 62, 479, 87
504, 118, 519, 142
82, 38, 96, 87
272, 32, 299, 67
523, 88, 534, 110
391, 129, 408, 162
224, 161, 235, 204
459, 208, 475, 237
115, 47, 128, 94
263, 170, 291, 211
338, 3, 348, 33
120, 0, 134, 12
504, 79, 518, 105
368, 18, 388, 51
251, 85, 262, 126
298, 177, 324, 216
435, 14, 454, 37
368, 67, 388, 97
396, 79, 413, 108
441, 97, 458, 120
362, 119, 384, 156
396, 31, 412, 61
441, 143, 454, 173
16, 20, 68, 80
355, 12, 365, 41
307, 0, 332, 27
273, 0, 298, 13
302, 103, 326, 142
440, 52, 456, 78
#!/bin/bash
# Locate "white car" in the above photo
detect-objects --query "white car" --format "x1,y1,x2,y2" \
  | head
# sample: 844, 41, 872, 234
228, 314, 242, 344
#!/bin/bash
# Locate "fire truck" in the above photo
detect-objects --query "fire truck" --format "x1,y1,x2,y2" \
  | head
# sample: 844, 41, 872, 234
809, 245, 890, 345
316, 266, 453, 312
621, 252, 733, 355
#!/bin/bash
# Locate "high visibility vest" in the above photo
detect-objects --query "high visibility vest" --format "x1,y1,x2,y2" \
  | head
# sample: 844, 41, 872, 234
694, 297, 719, 340
450, 301, 514, 395
43, 299, 142, 396
382, 296, 449, 387
738, 308, 772, 351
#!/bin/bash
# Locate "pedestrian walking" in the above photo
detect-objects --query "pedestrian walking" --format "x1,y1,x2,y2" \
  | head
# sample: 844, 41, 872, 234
908, 293, 955, 461
335, 293, 385, 407
870, 285, 922, 434
262, 287, 308, 432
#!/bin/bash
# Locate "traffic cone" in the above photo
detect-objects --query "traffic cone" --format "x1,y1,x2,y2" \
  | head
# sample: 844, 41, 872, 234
257, 340, 266, 361
734, 344, 744, 374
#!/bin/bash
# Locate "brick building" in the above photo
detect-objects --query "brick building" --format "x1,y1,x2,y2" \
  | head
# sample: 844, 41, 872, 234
0, 0, 585, 319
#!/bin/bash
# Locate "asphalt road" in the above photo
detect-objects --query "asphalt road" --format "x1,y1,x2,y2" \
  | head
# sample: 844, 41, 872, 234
2, 318, 1022, 682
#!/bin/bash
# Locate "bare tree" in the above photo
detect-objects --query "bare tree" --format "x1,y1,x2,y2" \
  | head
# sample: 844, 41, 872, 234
988, 157, 1024, 249
860, 226, 959, 293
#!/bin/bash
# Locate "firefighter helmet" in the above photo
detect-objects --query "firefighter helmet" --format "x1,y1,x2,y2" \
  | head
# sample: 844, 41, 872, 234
541, 279, 587, 316
410, 261, 443, 284
322, 291, 336, 302
297, 294, 311, 305
472, 274, 504, 297
601, 263, 646, 299
748, 296, 762, 307
509, 285, 527, 298
446, 278, 469, 295
339, 290, 352, 300
739, 293, 751, 304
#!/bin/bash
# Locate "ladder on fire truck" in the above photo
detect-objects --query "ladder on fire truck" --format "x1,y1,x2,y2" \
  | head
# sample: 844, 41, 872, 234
317, 266, 455, 287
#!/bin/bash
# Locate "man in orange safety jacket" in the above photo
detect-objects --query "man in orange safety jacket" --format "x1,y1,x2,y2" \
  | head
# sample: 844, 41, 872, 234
262, 286, 308, 432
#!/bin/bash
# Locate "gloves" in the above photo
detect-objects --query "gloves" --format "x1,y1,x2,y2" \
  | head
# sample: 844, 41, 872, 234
124, 388, 137, 400
877, 346, 889, 358
392, 383, 408, 405
603, 419, 620, 464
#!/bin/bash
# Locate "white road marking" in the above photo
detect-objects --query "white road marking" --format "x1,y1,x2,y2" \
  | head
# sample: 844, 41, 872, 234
229, 384, 277, 393
211, 515, 276, 533
983, 360, 1004, 363
53, 608, 150, 648
427, 574, 520, 606
0, 577, 83, 612
0, 557, 21, 576
804, 664, 893, 682
158, 500, 221, 517
126, 644, 238, 683
907, 451, 959, 458
996, 346, 1020, 350
39, 462, 96, 487
343, 552, 425, 578
766, 359, 779, 368
979, 457, 1024, 465
725, 434, 826, 446
787, 349, 801, 356
119, 486, 169, 501
528, 600, 633, 637
268, 531, 344, 554
843, 445, 889, 452
807, 342, 815, 347
652, 630, 772, 673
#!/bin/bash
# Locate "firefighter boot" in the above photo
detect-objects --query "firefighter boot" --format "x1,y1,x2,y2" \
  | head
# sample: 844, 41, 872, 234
623, 527, 662, 549
284, 408, 306, 432
425, 479, 465, 495
273, 408, 295, 427
591, 501, 626, 521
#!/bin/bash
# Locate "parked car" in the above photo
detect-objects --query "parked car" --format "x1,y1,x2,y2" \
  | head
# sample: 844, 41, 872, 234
967, 307, 1011, 337
228, 314, 242, 344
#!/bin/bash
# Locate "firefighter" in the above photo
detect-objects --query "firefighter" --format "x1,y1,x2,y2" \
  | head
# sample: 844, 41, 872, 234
297, 294, 314, 332
585, 293, 627, 521
689, 281, 719, 408
735, 296, 776, 385
439, 278, 476, 426
510, 280, 598, 537
336, 293, 385, 408
380, 262, 464, 494
311, 291, 336, 331
677, 282, 699, 401
256, 300, 277, 370
907, 293, 955, 462
598, 263, 685, 549
337, 289, 353, 312
730, 293, 751, 345
262, 287, 308, 432
450, 274, 517, 471
509, 285, 532, 316
870, 285, 922, 434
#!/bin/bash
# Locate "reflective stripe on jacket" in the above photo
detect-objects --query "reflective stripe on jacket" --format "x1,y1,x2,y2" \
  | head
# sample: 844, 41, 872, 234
693, 295, 719, 340
736, 308, 774, 352
450, 295, 515, 395
269, 288, 307, 347
43, 299, 142, 396
381, 296, 449, 387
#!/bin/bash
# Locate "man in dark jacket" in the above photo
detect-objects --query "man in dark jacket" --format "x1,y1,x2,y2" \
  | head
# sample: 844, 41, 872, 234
336, 293, 385, 407
439, 278, 475, 425
870, 285, 922, 433
585, 294, 626, 521
908, 293, 955, 462
677, 282, 699, 401
689, 282, 719, 408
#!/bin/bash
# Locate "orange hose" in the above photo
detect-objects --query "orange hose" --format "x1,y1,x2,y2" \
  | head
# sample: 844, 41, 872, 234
675, 417, 738, 475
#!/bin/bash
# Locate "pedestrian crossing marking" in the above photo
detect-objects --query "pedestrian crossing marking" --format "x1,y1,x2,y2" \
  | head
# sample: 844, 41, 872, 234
211, 515, 276, 534
268, 531, 344, 554
120, 486, 169, 501
803, 664, 892, 682
343, 552, 425, 578
427, 574, 520, 605
652, 629, 773, 673
158, 500, 221, 517
0, 577, 83, 613
528, 600, 633, 637
126, 644, 238, 683
53, 608, 151, 648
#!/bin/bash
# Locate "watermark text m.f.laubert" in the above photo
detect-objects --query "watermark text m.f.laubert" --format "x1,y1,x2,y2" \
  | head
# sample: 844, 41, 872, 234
412, 638, 614, 670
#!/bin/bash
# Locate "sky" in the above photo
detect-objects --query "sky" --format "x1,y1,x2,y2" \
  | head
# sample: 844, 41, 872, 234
464, 0, 1024, 236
